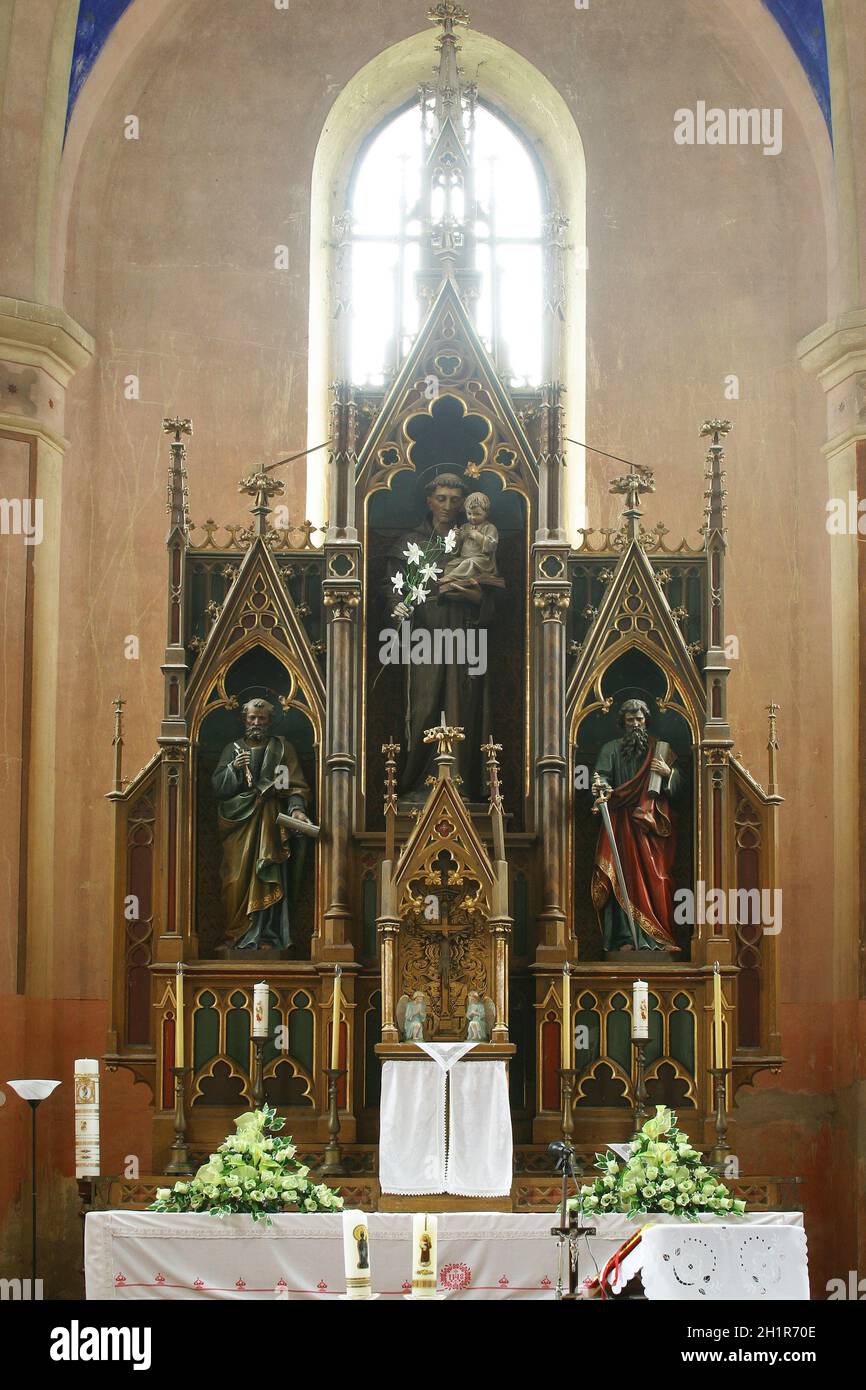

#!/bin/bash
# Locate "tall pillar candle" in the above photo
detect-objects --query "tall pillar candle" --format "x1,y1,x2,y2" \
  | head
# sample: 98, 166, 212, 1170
331, 966, 343, 1069
411, 1213, 438, 1297
74, 1059, 100, 1178
712, 962, 723, 1066
253, 981, 269, 1039
342, 1210, 373, 1298
632, 979, 649, 1041
174, 965, 184, 1067
561, 963, 572, 1068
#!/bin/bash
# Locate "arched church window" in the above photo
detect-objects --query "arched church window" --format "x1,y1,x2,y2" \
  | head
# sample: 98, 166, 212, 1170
346, 100, 546, 388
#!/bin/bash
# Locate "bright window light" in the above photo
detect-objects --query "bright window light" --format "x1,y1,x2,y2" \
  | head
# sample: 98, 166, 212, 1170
349, 103, 545, 387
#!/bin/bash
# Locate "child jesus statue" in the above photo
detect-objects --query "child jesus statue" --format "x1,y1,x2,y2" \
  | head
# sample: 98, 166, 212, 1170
438, 491, 499, 597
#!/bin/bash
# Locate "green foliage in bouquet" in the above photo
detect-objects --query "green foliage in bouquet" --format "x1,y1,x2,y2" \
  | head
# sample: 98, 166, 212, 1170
150, 1104, 344, 1222
569, 1105, 746, 1222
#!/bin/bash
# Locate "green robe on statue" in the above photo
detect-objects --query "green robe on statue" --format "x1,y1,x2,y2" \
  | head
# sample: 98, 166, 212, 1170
212, 735, 309, 948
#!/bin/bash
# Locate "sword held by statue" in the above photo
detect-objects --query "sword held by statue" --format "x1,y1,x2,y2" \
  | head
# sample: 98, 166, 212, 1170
591, 778, 639, 950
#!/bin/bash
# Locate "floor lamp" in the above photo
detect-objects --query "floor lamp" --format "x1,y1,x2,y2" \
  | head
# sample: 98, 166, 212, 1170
7, 1079, 61, 1284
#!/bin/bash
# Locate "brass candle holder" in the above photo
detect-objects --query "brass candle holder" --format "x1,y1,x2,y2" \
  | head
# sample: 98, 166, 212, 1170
708, 1065, 732, 1173
631, 1038, 649, 1139
166, 1066, 194, 1175
319, 1066, 348, 1177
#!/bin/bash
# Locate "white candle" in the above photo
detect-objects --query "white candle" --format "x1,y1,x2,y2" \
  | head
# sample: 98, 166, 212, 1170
342, 1210, 373, 1299
411, 1213, 438, 1297
713, 962, 724, 1067
253, 981, 269, 1039
632, 979, 649, 1040
331, 966, 342, 1069
74, 1058, 100, 1179
561, 964, 572, 1069
174, 965, 184, 1067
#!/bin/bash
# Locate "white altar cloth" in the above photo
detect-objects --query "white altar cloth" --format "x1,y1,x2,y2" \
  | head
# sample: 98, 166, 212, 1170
379, 1053, 513, 1196
606, 1222, 809, 1301
84, 1210, 805, 1301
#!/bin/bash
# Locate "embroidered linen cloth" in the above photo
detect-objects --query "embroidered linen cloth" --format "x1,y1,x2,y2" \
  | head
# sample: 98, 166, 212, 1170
607, 1221, 809, 1300
379, 1049, 512, 1196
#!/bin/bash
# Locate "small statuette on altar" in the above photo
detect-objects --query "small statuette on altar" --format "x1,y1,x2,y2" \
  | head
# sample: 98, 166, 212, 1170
74, 1058, 100, 1178
410, 1213, 439, 1298
465, 991, 495, 1042
396, 990, 429, 1042
632, 979, 649, 1040
341, 1209, 373, 1299
253, 981, 270, 1039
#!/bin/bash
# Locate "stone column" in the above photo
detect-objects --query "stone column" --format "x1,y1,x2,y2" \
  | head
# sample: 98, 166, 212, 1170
0, 298, 93, 994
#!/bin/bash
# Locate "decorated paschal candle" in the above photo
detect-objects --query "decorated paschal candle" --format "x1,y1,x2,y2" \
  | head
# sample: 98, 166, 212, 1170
632, 979, 649, 1041
74, 1059, 100, 1179
253, 981, 269, 1040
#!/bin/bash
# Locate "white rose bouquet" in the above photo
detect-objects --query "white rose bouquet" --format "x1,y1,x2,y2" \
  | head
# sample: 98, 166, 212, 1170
150, 1104, 343, 1223
570, 1105, 746, 1222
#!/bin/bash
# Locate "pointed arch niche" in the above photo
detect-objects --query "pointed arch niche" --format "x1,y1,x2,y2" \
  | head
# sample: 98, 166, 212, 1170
306, 26, 586, 538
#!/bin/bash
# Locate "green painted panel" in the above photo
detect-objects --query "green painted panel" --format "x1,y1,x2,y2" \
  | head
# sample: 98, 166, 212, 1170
226, 1004, 250, 1070
645, 993, 663, 1066
193, 996, 219, 1072
607, 996, 631, 1072
289, 1004, 314, 1075
670, 994, 695, 1075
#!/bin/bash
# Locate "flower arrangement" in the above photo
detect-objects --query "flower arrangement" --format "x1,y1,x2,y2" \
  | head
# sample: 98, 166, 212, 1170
391, 528, 458, 615
570, 1105, 746, 1222
150, 1105, 343, 1222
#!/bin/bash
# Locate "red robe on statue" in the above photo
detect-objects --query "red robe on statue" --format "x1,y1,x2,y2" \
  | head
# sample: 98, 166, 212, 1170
591, 738, 680, 951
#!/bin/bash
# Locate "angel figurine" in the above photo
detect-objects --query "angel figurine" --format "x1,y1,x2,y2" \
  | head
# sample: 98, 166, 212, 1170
396, 990, 429, 1042
465, 991, 496, 1041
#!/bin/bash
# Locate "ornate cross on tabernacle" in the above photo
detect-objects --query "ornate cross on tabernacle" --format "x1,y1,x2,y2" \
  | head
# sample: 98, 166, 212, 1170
427, 849, 464, 1014
609, 464, 656, 542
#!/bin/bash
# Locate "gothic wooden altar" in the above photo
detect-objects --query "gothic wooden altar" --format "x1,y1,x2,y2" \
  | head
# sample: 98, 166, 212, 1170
95, 6, 789, 1214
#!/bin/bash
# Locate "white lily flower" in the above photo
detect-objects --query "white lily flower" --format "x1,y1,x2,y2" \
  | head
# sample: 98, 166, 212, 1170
414, 585, 430, 604
405, 541, 423, 565
421, 562, 440, 582
442, 528, 457, 553
391, 570, 404, 593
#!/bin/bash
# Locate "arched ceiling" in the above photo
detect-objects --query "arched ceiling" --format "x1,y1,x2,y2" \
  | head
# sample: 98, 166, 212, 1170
64, 0, 831, 135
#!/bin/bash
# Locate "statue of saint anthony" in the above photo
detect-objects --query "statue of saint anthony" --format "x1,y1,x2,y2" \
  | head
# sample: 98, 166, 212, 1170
386, 471, 500, 800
